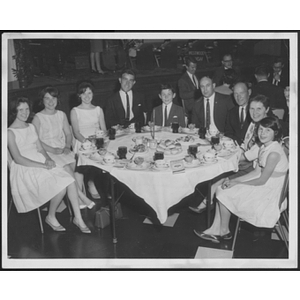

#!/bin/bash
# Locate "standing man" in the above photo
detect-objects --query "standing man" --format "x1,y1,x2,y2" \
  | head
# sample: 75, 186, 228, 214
251, 65, 288, 112
269, 57, 289, 88
178, 56, 201, 125
191, 76, 235, 133
105, 69, 147, 128
212, 53, 238, 87
224, 82, 252, 145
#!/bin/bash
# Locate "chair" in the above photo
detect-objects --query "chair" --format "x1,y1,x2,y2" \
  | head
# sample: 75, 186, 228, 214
232, 140, 289, 253
272, 108, 285, 120
7, 150, 44, 233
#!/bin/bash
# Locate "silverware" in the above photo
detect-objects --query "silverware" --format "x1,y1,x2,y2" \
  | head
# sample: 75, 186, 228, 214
129, 152, 136, 162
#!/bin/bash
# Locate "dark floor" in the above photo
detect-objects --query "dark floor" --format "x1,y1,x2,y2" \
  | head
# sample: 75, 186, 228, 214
7, 186, 288, 262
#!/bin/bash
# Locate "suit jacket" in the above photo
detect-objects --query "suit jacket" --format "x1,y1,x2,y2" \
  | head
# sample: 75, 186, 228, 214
268, 68, 289, 89
191, 92, 235, 132
105, 90, 147, 128
251, 81, 288, 111
178, 72, 201, 111
152, 103, 185, 127
225, 105, 251, 145
212, 66, 240, 87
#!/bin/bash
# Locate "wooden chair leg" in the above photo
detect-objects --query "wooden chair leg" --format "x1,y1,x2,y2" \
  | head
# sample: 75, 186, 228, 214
275, 220, 288, 250
37, 208, 44, 234
8, 197, 13, 220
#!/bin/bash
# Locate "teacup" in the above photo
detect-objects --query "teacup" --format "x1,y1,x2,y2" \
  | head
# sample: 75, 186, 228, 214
184, 155, 194, 163
103, 153, 115, 164
203, 152, 216, 163
82, 140, 93, 150
95, 129, 105, 138
135, 137, 144, 145
222, 140, 235, 149
155, 159, 167, 168
209, 128, 219, 136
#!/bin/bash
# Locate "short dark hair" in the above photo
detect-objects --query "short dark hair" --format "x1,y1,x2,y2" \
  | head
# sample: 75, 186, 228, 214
185, 56, 197, 66
273, 56, 285, 65
222, 68, 237, 87
259, 116, 282, 142
9, 97, 33, 126
160, 83, 175, 94
39, 86, 60, 107
249, 94, 270, 109
254, 65, 270, 77
76, 80, 94, 101
119, 68, 136, 80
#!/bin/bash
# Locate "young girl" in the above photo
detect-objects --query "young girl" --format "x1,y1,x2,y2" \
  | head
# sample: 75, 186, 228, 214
32, 86, 95, 209
70, 80, 107, 199
194, 117, 288, 243
8, 97, 91, 233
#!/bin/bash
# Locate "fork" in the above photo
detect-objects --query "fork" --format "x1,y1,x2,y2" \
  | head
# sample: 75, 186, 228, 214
129, 152, 136, 162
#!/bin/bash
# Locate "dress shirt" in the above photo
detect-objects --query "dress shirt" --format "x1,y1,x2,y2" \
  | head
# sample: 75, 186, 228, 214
162, 103, 173, 126
272, 70, 282, 85
187, 71, 198, 89
119, 90, 133, 120
204, 93, 216, 129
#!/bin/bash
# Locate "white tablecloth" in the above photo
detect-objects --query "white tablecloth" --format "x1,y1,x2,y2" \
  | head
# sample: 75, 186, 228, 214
77, 131, 240, 223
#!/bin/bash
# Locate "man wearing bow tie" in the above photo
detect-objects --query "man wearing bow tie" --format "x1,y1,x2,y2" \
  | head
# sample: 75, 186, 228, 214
105, 69, 147, 128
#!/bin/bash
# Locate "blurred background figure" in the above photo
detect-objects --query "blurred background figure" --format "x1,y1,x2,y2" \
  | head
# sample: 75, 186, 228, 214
90, 39, 105, 74
269, 57, 289, 88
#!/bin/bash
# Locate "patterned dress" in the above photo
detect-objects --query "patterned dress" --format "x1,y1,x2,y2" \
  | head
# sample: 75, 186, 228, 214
35, 110, 75, 167
216, 141, 288, 227
8, 124, 74, 213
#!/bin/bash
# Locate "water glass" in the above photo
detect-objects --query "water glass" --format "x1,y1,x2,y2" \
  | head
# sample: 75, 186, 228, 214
188, 145, 198, 158
171, 122, 179, 133
117, 146, 127, 159
198, 127, 206, 139
135, 122, 142, 133
211, 136, 220, 145
108, 128, 116, 140
154, 151, 164, 161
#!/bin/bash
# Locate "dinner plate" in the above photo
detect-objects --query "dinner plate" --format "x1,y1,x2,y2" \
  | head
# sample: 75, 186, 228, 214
142, 125, 162, 132
79, 148, 97, 154
153, 164, 169, 171
183, 159, 201, 168
175, 135, 195, 144
200, 159, 218, 165
217, 149, 232, 157
129, 147, 149, 154
126, 162, 150, 171
89, 153, 103, 162
181, 128, 198, 134
162, 148, 183, 156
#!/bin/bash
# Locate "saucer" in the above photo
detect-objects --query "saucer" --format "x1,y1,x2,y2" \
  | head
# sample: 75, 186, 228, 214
183, 159, 201, 168
153, 164, 169, 171
129, 147, 149, 154
217, 149, 232, 157
126, 162, 150, 170
201, 159, 218, 165
181, 128, 198, 134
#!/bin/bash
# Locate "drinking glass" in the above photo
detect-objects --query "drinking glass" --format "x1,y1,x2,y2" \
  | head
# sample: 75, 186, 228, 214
211, 136, 220, 145
154, 151, 164, 161
198, 127, 206, 139
108, 128, 116, 140
188, 145, 198, 158
171, 122, 179, 133
117, 146, 127, 159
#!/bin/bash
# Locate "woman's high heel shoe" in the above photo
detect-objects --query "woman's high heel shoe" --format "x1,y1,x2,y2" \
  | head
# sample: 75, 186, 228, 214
73, 219, 91, 234
45, 217, 66, 232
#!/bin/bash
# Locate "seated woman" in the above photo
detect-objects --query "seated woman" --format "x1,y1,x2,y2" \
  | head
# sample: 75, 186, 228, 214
70, 80, 107, 199
32, 86, 95, 209
8, 97, 91, 233
194, 117, 289, 242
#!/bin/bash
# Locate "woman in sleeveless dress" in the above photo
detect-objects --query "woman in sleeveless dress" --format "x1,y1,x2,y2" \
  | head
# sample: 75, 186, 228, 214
32, 86, 95, 209
8, 97, 91, 233
70, 81, 107, 199
194, 117, 288, 243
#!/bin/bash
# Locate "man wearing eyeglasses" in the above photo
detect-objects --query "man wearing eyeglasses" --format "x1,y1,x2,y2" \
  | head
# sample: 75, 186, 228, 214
212, 53, 238, 87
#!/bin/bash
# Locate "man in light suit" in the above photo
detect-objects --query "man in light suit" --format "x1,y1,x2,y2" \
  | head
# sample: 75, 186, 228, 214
191, 76, 235, 132
178, 56, 201, 124
152, 83, 185, 128
224, 82, 252, 145
105, 69, 147, 128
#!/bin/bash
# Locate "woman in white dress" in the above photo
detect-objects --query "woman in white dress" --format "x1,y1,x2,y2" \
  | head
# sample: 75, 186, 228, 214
8, 97, 91, 233
70, 81, 107, 199
32, 86, 95, 209
194, 117, 288, 243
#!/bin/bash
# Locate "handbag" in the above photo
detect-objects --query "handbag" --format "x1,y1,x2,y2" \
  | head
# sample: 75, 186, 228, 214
94, 203, 123, 229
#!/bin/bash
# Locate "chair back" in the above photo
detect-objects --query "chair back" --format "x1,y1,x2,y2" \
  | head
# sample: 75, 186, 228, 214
278, 170, 289, 212
7, 148, 13, 170
282, 136, 289, 159
272, 108, 285, 119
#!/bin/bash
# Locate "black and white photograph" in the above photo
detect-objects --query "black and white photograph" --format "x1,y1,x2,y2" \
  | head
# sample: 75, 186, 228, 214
2, 31, 298, 270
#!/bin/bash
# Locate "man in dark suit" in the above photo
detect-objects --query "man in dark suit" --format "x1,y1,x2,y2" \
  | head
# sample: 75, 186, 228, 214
178, 56, 201, 124
268, 57, 289, 89
251, 64, 288, 113
225, 82, 252, 145
105, 69, 147, 128
191, 76, 235, 133
212, 53, 239, 87
152, 83, 185, 128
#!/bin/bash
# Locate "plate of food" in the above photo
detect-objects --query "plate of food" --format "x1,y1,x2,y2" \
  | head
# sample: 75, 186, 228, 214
181, 127, 198, 134
142, 125, 162, 132
89, 152, 103, 162
153, 159, 169, 171
175, 135, 195, 144
129, 144, 148, 154
157, 139, 183, 155
183, 158, 201, 168
217, 149, 232, 157
126, 157, 150, 170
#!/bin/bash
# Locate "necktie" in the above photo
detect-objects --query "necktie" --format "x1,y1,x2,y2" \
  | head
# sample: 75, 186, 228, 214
192, 76, 197, 88
125, 92, 130, 120
247, 123, 257, 150
240, 107, 244, 128
164, 105, 168, 127
206, 98, 210, 129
